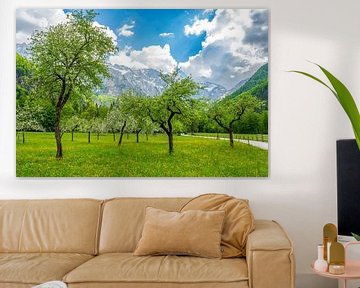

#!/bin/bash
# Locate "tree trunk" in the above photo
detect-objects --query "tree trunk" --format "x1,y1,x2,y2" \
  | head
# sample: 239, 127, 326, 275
168, 132, 174, 154
136, 129, 141, 143
113, 133, 116, 142
71, 131, 74, 142
88, 131, 91, 144
118, 121, 126, 146
146, 132, 148, 141
22, 132, 25, 144
54, 108, 63, 159
229, 129, 234, 148
97, 132, 99, 140
126, 133, 129, 140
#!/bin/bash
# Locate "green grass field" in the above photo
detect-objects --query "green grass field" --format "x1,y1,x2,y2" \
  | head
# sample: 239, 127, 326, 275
16, 132, 268, 177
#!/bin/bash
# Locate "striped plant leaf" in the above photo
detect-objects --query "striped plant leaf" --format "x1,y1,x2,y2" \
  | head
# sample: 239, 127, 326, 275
290, 64, 360, 150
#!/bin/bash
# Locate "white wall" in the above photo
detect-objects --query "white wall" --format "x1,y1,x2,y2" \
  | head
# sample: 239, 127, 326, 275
1, 0, 360, 287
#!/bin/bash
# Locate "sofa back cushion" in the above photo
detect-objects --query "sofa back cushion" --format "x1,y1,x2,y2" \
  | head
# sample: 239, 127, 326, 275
0, 199, 102, 254
99, 198, 189, 253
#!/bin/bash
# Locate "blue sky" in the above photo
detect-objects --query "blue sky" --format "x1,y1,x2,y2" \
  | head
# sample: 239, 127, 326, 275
16, 9, 268, 89
88, 9, 214, 62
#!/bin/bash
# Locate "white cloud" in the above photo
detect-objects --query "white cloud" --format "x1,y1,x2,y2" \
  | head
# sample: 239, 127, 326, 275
16, 9, 118, 47
109, 44, 177, 73
93, 21, 118, 45
184, 17, 212, 36
16, 9, 68, 44
118, 21, 135, 37
180, 9, 268, 89
203, 9, 215, 15
159, 32, 174, 38
198, 68, 212, 78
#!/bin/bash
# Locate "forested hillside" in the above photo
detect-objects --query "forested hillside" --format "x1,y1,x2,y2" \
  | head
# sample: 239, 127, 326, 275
228, 64, 268, 101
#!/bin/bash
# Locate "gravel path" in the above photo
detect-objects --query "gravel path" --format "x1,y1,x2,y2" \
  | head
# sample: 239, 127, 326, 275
181, 134, 269, 150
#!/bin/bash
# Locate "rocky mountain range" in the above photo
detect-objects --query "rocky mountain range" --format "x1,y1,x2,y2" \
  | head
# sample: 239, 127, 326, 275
99, 64, 166, 97
99, 64, 228, 101
16, 43, 251, 101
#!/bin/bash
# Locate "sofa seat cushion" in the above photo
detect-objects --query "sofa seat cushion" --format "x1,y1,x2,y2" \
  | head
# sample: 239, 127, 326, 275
0, 253, 93, 285
64, 253, 248, 285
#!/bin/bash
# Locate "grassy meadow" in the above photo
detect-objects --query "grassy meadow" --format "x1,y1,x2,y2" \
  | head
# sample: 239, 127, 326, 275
16, 132, 268, 177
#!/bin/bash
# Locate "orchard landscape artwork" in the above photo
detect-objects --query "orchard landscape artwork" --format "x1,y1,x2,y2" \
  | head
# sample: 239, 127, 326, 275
16, 9, 269, 177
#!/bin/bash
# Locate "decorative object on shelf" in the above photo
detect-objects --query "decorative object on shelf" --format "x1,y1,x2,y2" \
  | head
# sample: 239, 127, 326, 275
290, 63, 360, 150
323, 223, 337, 262
314, 244, 328, 272
328, 264, 345, 275
312, 240, 360, 288
329, 242, 345, 275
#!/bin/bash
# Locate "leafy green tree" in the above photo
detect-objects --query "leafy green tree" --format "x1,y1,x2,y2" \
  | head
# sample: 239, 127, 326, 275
61, 115, 82, 141
112, 91, 138, 146
103, 92, 136, 146
16, 104, 44, 143
120, 92, 148, 143
234, 111, 260, 134
35, 99, 56, 131
29, 10, 117, 159
182, 98, 210, 134
80, 118, 95, 144
92, 118, 106, 140
105, 107, 122, 142
16, 53, 32, 100
260, 111, 268, 134
143, 118, 156, 140
210, 94, 263, 147
146, 69, 199, 154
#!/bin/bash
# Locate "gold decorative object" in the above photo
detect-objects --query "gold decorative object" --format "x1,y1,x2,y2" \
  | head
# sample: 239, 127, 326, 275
323, 223, 337, 261
328, 264, 345, 275
329, 242, 345, 275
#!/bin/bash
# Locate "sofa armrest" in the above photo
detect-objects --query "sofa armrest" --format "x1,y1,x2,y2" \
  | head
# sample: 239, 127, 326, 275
246, 220, 295, 288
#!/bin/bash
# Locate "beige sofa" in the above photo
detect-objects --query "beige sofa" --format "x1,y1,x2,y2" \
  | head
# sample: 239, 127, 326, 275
0, 198, 295, 288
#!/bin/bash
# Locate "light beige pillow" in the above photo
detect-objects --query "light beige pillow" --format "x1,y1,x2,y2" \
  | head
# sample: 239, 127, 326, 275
181, 193, 255, 258
134, 207, 225, 258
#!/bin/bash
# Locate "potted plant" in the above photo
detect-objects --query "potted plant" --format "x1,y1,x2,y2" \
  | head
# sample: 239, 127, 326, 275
291, 63, 360, 240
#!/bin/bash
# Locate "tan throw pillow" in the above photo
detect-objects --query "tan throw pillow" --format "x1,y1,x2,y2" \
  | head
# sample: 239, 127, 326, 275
134, 207, 225, 258
181, 194, 254, 258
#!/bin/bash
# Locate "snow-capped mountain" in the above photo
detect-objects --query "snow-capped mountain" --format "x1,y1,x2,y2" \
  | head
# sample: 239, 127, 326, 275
99, 64, 167, 96
100, 64, 228, 100
16, 44, 228, 100
196, 82, 227, 101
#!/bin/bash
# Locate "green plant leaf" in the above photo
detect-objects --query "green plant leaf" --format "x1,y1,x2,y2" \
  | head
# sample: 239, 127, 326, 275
351, 232, 360, 241
289, 70, 337, 97
316, 65, 360, 143
290, 64, 360, 150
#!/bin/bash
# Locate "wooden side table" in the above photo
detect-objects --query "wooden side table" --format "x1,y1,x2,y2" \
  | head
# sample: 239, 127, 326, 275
311, 242, 360, 288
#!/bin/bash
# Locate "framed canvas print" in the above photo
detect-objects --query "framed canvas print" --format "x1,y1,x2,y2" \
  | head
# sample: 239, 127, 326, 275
16, 9, 269, 177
